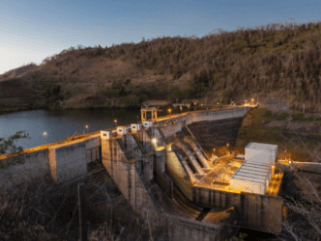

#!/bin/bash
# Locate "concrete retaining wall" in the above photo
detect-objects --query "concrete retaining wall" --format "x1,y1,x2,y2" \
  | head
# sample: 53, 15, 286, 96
162, 214, 220, 241
0, 149, 50, 188
85, 137, 101, 163
0, 135, 101, 187
193, 187, 283, 234
101, 137, 159, 214
49, 142, 87, 183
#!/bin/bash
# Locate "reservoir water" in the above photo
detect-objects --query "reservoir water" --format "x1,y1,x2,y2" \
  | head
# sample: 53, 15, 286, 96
0, 109, 140, 150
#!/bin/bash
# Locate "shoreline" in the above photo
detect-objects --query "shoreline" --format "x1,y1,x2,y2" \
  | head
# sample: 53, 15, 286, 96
0, 104, 143, 114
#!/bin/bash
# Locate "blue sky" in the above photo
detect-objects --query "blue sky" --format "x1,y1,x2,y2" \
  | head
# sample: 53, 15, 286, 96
0, 0, 320, 74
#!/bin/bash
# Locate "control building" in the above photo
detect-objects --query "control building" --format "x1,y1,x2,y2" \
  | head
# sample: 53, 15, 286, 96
230, 142, 278, 194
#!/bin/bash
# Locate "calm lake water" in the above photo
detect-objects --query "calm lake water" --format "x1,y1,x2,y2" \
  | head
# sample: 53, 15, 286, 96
0, 109, 140, 150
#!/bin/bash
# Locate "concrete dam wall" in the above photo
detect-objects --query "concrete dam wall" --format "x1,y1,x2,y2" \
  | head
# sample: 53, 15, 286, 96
0, 134, 101, 188
0, 107, 285, 239
156, 107, 248, 139
187, 117, 244, 153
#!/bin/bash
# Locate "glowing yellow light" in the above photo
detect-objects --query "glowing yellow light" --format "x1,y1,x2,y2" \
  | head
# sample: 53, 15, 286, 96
167, 108, 172, 114
114, 119, 117, 123
85, 125, 89, 129
43, 131, 47, 137
251, 98, 254, 102
152, 138, 157, 144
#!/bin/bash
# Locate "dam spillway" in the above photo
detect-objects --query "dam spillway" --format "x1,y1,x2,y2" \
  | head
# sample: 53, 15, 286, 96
0, 107, 285, 240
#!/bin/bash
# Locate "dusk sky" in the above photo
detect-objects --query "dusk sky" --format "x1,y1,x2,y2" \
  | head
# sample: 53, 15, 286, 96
1, 0, 320, 74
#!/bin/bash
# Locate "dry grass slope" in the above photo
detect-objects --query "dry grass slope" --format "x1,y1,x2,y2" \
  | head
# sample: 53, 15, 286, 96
1, 21, 321, 111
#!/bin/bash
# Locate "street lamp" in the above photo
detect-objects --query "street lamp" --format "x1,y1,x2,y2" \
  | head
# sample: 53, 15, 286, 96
43, 131, 48, 144
85, 125, 89, 133
167, 108, 172, 115
152, 138, 157, 145
114, 119, 117, 128
226, 143, 230, 154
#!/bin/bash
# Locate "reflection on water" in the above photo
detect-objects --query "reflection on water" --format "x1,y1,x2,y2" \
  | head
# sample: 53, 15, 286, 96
0, 109, 139, 150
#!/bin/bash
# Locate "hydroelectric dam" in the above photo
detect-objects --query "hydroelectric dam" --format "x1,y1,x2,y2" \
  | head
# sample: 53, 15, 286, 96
0, 107, 285, 240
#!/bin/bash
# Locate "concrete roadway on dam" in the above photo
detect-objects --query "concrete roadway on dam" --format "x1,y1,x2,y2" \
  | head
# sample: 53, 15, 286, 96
278, 159, 321, 174
156, 106, 247, 122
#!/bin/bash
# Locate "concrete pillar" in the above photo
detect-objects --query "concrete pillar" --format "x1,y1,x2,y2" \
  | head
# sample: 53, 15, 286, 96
143, 155, 153, 182
155, 148, 166, 174
48, 148, 57, 182
48, 142, 87, 183
271, 164, 275, 176
150, 127, 166, 146
136, 130, 153, 153
101, 138, 112, 175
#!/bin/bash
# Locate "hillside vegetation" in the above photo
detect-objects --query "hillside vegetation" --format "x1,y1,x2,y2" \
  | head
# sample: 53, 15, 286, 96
236, 108, 321, 162
1, 21, 321, 111
0, 63, 38, 81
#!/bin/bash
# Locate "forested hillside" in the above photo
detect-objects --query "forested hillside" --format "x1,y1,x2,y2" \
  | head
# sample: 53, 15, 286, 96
1, 21, 321, 111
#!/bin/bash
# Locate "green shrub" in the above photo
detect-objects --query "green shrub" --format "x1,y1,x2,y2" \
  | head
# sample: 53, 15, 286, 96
292, 113, 305, 121
292, 113, 314, 122
125, 79, 131, 85
249, 108, 272, 127
222, 89, 232, 104
112, 80, 122, 89
315, 117, 321, 122
273, 112, 289, 120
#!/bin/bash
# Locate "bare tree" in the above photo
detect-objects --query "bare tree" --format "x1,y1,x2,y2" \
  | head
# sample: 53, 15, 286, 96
279, 133, 321, 241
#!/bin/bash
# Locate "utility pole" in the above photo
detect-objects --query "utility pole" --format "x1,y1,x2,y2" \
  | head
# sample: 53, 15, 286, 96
78, 183, 88, 241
